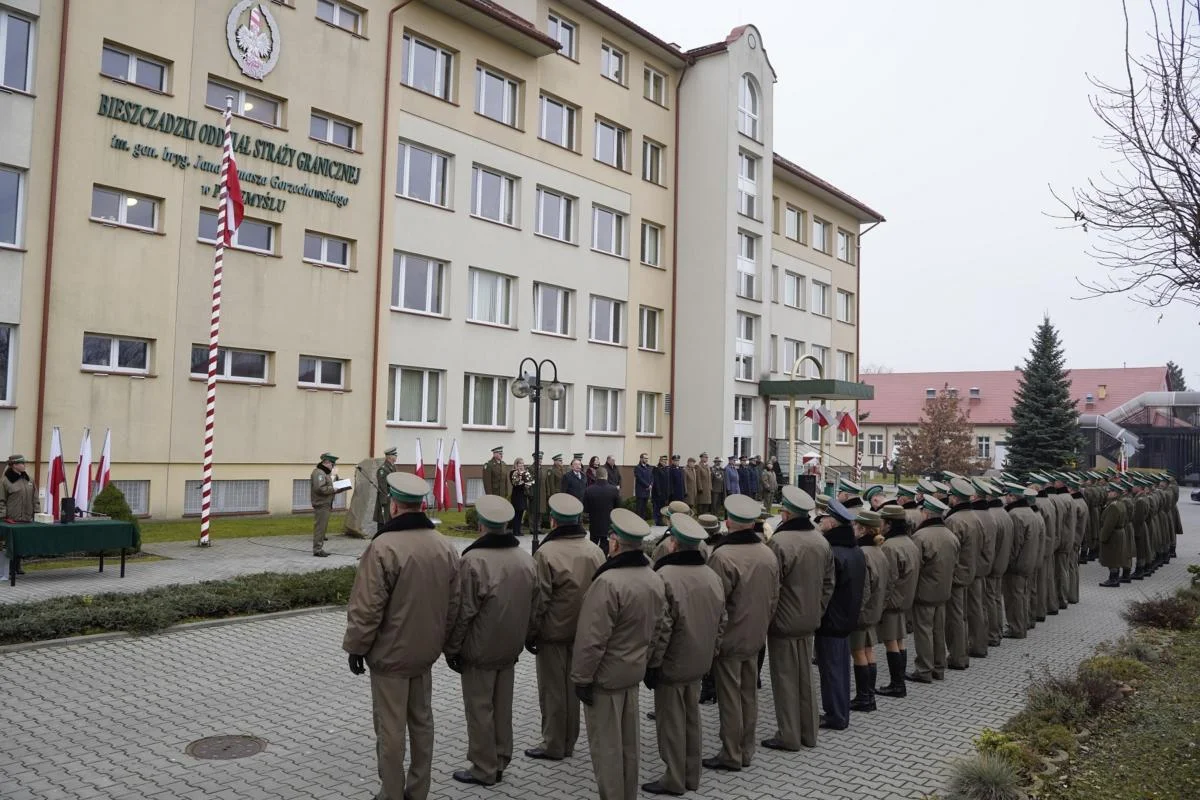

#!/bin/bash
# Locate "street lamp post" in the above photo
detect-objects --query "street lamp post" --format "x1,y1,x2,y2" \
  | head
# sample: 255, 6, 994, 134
511, 358, 564, 552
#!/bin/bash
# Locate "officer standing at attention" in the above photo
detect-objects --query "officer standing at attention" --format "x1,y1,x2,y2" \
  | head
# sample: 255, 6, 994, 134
652, 456, 671, 524
904, 496, 958, 684
849, 510, 890, 713
540, 454, 567, 523
563, 458, 588, 503
526, 494, 606, 762
1098, 482, 1128, 587
481, 446, 507, 497
375, 447, 399, 525
963, 478, 996, 659
941, 478, 981, 669
977, 478, 1013, 649
696, 453, 714, 515
710, 457, 727, 515
1001, 484, 1041, 637
311, 452, 349, 557
644, 513, 727, 797
813, 497, 866, 731
875, 504, 920, 699
343, 472, 461, 800
572, 508, 666, 800
634, 453, 654, 521
704, 494, 780, 771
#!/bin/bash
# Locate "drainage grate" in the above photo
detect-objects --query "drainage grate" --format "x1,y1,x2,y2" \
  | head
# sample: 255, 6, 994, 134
185, 735, 267, 760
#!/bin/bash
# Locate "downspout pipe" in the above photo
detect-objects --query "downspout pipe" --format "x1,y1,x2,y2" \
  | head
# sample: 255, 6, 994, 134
666, 58, 691, 457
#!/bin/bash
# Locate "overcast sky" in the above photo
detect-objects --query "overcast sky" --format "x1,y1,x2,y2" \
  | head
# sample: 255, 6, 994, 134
602, 0, 1198, 385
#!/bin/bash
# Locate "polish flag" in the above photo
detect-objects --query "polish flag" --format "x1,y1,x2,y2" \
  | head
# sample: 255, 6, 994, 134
805, 405, 834, 427
836, 411, 859, 437
433, 439, 446, 511
414, 438, 427, 510
448, 439, 464, 510
219, 102, 244, 246
72, 428, 93, 513
95, 428, 113, 493
43, 427, 66, 520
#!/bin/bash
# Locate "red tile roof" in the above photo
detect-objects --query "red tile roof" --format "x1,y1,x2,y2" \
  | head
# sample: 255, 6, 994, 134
773, 153, 886, 223
859, 367, 1168, 426
572, 0, 688, 64
455, 0, 563, 51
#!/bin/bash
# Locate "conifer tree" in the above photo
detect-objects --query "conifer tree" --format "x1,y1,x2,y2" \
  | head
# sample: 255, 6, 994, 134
1005, 316, 1083, 472
1166, 361, 1188, 391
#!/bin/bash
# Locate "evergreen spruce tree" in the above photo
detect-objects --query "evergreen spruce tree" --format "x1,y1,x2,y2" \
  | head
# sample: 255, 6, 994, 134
1005, 316, 1084, 472
1166, 361, 1188, 391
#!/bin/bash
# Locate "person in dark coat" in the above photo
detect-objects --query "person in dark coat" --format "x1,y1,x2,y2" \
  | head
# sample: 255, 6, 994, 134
668, 456, 686, 503
814, 497, 866, 731
634, 453, 654, 521
737, 458, 752, 498
583, 468, 621, 554
585, 456, 600, 487
605, 456, 622, 490
562, 459, 587, 503
652, 456, 671, 524
745, 457, 761, 501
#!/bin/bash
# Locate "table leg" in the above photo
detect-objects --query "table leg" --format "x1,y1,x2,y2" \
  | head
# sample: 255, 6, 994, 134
120, 548, 126, 578
99, 552, 105, 573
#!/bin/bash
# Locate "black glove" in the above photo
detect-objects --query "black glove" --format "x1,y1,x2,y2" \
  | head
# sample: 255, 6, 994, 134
525, 640, 539, 656
575, 683, 595, 707
643, 667, 660, 691
348, 654, 366, 675
446, 654, 463, 674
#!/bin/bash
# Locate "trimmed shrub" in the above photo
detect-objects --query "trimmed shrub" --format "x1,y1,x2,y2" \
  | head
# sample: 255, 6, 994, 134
944, 753, 1023, 800
1029, 723, 1077, 756
1078, 655, 1149, 684
1122, 594, 1200, 630
621, 495, 639, 512
464, 506, 479, 529
973, 728, 1042, 778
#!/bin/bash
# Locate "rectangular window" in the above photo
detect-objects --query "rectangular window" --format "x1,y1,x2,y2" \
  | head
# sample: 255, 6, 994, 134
594, 119, 628, 169
977, 436, 992, 459
837, 229, 854, 262
600, 42, 625, 84
813, 218, 831, 254
837, 350, 854, 381
642, 139, 664, 184
589, 296, 624, 344
388, 366, 442, 424
0, 166, 22, 246
401, 33, 453, 100
784, 206, 804, 242
0, 324, 12, 404
586, 386, 620, 433
309, 111, 357, 149
293, 478, 348, 511
636, 391, 658, 435
836, 427, 850, 445
737, 152, 758, 218
734, 396, 754, 423
471, 165, 516, 225
396, 141, 449, 206
592, 206, 626, 256
463, 374, 509, 428
529, 385, 570, 432
0, 11, 33, 92
783, 339, 804, 372
317, 0, 363, 33
198, 209, 275, 254
467, 268, 513, 326
391, 252, 445, 315
638, 306, 660, 351
91, 186, 158, 231
811, 281, 830, 316
868, 434, 884, 457
809, 344, 829, 378
770, 334, 778, 372
82, 334, 150, 374
190, 346, 269, 383
836, 290, 855, 323
475, 65, 519, 127
737, 232, 758, 299
533, 282, 572, 336
303, 231, 352, 268
735, 312, 755, 380
539, 95, 576, 149
535, 187, 574, 242
184, 479, 268, 515
100, 43, 167, 92
206, 78, 281, 126
640, 221, 662, 266
783, 272, 803, 308
547, 13, 576, 59
298, 356, 345, 389
112, 480, 150, 516
644, 66, 667, 105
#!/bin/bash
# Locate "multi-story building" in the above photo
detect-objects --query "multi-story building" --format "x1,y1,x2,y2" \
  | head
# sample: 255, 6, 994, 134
0, 0, 882, 516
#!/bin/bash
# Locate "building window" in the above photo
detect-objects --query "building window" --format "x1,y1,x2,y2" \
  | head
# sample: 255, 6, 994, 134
392, 252, 445, 315
837, 351, 854, 381
738, 74, 760, 139
396, 141, 449, 207
636, 392, 658, 435
977, 436, 992, 459
471, 165, 516, 226
310, 111, 357, 149
835, 427, 849, 445
737, 152, 758, 218
811, 281, 830, 316
475, 65, 519, 127
91, 187, 158, 232
388, 366, 442, 424
813, 218, 831, 254
81, 334, 150, 375
589, 296, 624, 345
594, 119, 628, 169
533, 282, 572, 336
783, 338, 804, 372
0, 166, 22, 246
112, 480, 150, 515
529, 385, 570, 431
735, 312, 755, 381
184, 480, 268, 515
317, 0, 363, 33
638, 306, 660, 351
640, 221, 662, 267
642, 139, 664, 184
467, 268, 514, 327
866, 434, 884, 458
737, 232, 758, 299
198, 209, 275, 254
0, 11, 33, 93
783, 272, 803, 308
734, 396, 754, 424
770, 334, 778, 372
535, 187, 574, 242
733, 436, 752, 458
586, 386, 620, 433
600, 42, 625, 84
547, 13, 576, 59
206, 78, 281, 126
837, 229, 854, 262
644, 66, 667, 105
293, 478, 348, 511
539, 95, 577, 149
809, 344, 829, 378
303, 231, 352, 269
100, 43, 167, 92
463, 374, 509, 428
836, 290, 855, 323
784, 206, 804, 242
298, 356, 345, 389
0, 324, 12, 404
401, 33, 454, 101
190, 346, 269, 383
592, 206, 626, 256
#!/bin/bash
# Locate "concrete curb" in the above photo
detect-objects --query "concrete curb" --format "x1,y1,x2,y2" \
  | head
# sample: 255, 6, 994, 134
0, 604, 346, 654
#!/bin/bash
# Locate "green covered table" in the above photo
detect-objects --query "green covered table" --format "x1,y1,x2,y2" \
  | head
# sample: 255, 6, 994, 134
1, 520, 137, 586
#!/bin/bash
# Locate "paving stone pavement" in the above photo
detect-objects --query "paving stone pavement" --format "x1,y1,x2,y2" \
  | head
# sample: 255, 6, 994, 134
0, 500, 1196, 800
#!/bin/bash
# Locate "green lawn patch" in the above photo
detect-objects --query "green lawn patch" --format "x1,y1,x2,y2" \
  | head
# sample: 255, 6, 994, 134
24, 553, 166, 572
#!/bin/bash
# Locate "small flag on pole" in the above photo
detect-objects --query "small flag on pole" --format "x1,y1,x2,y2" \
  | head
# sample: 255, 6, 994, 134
95, 428, 113, 495
414, 439, 427, 510
805, 405, 834, 427
72, 428, 93, 513
449, 439, 464, 510
836, 411, 859, 437
433, 439, 446, 512
44, 427, 65, 520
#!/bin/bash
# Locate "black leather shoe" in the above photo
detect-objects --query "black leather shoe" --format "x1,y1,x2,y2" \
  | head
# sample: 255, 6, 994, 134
313, 551, 329, 558
849, 697, 876, 712
1099, 579, 1121, 588
702, 757, 740, 771
761, 737, 799, 751
524, 748, 563, 760
948, 663, 969, 671
876, 684, 907, 697
641, 782, 683, 796
932, 672, 945, 681
452, 770, 493, 786
819, 716, 848, 730
904, 672, 932, 684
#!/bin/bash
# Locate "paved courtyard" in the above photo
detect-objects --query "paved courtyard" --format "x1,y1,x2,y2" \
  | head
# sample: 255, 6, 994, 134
0, 500, 1197, 800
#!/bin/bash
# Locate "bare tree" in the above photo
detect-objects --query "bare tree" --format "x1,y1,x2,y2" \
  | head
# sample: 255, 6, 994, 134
1053, 0, 1200, 308
897, 386, 983, 476
860, 363, 895, 375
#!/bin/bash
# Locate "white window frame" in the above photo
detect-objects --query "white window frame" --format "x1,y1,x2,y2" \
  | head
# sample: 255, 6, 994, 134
643, 65, 667, 105
600, 42, 625, 84
206, 78, 281, 126
837, 351, 854, 381
837, 229, 854, 263
529, 385, 570, 432
867, 434, 885, 458
388, 366, 443, 425
642, 139, 664, 184
783, 339, 804, 372
475, 65, 519, 127
538, 94, 576, 149
813, 218, 831, 254
784, 206, 804, 242
737, 152, 758, 218
467, 268, 514, 327
463, 373, 509, 429
535, 187, 574, 243
977, 436, 992, 459
533, 282, 572, 337
636, 391, 658, 435
640, 221, 662, 267
0, 324, 13, 404
198, 209, 276, 254
809, 345, 829, 378
836, 289, 855, 323
547, 13, 577, 59
734, 396, 754, 423
737, 232, 758, 299
784, 272, 803, 309
303, 231, 352, 269
190, 346, 270, 384
401, 33, 454, 101
735, 312, 756, 381
638, 306, 661, 351
90, 186, 159, 232
589, 296, 624, 345
594, 119, 627, 169
0, 166, 24, 247
298, 356, 346, 389
317, 0, 363, 33
0, 10, 34, 93
391, 252, 445, 316
811, 281, 830, 316
470, 165, 516, 226
770, 334, 778, 372
592, 205, 626, 256
81, 334, 150, 375
100, 43, 168, 92
310, 111, 358, 150
396, 141, 449, 207
836, 427, 850, 445
738, 74, 760, 140
586, 386, 621, 433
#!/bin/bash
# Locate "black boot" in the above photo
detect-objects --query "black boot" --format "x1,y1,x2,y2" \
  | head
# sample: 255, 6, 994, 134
1120, 568, 1132, 583
699, 672, 716, 704
849, 665, 876, 712
1132, 564, 1146, 581
877, 651, 907, 698
1099, 569, 1121, 588
756, 646, 766, 689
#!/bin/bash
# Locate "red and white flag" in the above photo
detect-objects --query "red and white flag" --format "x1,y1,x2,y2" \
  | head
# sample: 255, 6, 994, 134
448, 439, 464, 511
836, 411, 859, 437
414, 438, 427, 510
95, 428, 113, 493
72, 428, 93, 513
433, 439, 446, 512
805, 405, 834, 427
43, 427, 66, 520
221, 111, 244, 246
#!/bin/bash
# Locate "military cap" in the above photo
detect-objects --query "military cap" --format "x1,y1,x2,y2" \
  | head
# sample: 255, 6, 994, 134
815, 494, 831, 509
573, 452, 585, 461
1001, 481, 1025, 495
1106, 482, 1123, 493
941, 470, 963, 481
5, 454, 26, 464
552, 453, 563, 462
880, 505, 907, 520
825, 496, 855, 523
969, 477, 991, 496
931, 481, 951, 495
916, 478, 939, 495
863, 484, 884, 501
949, 477, 975, 498
781, 485, 816, 515
320, 452, 339, 463
854, 510, 883, 529
698, 514, 720, 534
659, 500, 691, 520
998, 472, 1017, 483
714, 457, 723, 464
383, 447, 398, 456
671, 454, 681, 461
700, 451, 709, 458
610, 508, 651, 541
724, 494, 762, 524
387, 472, 429, 503
475, 494, 515, 529
491, 446, 504, 454
838, 478, 863, 495
1023, 487, 1039, 499
670, 513, 707, 544
896, 484, 917, 498
548, 493, 583, 523
922, 496, 949, 515
1027, 472, 1051, 484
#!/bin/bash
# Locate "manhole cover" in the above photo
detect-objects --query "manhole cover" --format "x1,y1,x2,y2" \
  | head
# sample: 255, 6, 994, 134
185, 735, 267, 760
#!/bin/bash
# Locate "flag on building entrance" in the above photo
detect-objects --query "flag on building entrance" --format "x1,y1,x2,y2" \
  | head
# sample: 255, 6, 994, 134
836, 411, 859, 437
805, 405, 834, 427
414, 438, 427, 510
433, 439, 446, 512
448, 439, 463, 511
95, 428, 113, 494
44, 427, 65, 520
72, 428, 93, 513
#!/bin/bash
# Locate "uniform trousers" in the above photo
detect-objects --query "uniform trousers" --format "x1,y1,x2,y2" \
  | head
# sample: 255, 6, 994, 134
1002, 574, 1028, 638
653, 681, 702, 794
946, 585, 970, 668
713, 655, 758, 768
1067, 535, 1082, 603
312, 504, 332, 553
696, 503, 711, 515
461, 664, 515, 783
967, 577, 989, 657
910, 602, 945, 680
584, 685, 640, 800
1055, 551, 1071, 609
986, 575, 1004, 645
814, 635, 850, 729
636, 496, 650, 521
370, 669, 434, 800
534, 642, 579, 758
767, 635, 818, 749
1029, 563, 1043, 622
1041, 551, 1056, 613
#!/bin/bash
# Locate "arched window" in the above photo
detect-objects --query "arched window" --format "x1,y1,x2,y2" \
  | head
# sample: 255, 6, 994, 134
738, 75, 760, 139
